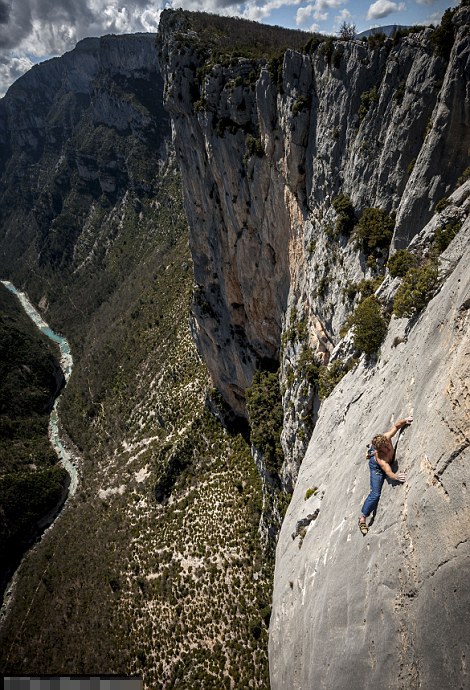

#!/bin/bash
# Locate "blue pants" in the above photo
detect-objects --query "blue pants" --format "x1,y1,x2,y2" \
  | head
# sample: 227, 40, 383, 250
361, 454, 385, 517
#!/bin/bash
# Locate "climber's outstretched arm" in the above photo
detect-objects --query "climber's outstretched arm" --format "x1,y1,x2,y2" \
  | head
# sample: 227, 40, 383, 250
384, 416, 413, 440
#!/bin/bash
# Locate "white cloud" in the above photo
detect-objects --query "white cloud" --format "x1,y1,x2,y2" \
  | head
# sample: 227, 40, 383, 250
423, 9, 444, 25
332, 7, 352, 32
102, 5, 131, 33
337, 8, 351, 20
0, 0, 173, 95
295, 5, 328, 26
140, 9, 162, 32
17, 20, 75, 59
0, 0, 351, 95
243, 0, 302, 22
0, 55, 33, 96
367, 0, 405, 21
317, 0, 343, 8
168, 0, 242, 14
415, 0, 435, 5
296, 0, 346, 27
296, 6, 312, 24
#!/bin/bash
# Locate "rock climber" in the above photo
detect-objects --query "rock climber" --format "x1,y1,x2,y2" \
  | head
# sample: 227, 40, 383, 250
358, 416, 413, 535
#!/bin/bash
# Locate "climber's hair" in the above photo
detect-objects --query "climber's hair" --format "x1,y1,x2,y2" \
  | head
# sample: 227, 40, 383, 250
372, 434, 389, 449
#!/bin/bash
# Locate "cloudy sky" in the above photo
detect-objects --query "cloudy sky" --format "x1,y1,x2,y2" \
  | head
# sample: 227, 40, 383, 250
0, 0, 458, 96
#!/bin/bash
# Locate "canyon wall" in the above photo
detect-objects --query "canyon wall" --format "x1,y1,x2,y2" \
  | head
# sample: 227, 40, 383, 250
0, 33, 170, 286
158, 9, 470, 688
269, 189, 470, 689
157, 8, 469, 487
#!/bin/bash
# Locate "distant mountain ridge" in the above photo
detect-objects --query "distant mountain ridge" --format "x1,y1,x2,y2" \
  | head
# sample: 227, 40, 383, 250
356, 24, 410, 38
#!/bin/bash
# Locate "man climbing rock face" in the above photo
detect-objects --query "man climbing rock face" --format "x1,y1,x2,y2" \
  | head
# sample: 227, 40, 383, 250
358, 416, 413, 535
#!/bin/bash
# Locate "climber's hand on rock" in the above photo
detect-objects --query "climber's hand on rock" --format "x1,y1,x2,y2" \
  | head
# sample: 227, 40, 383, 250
395, 472, 406, 482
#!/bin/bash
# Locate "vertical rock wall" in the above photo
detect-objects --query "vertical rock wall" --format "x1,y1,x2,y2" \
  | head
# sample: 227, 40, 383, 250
158, 10, 470, 686
269, 208, 470, 690
157, 8, 470, 484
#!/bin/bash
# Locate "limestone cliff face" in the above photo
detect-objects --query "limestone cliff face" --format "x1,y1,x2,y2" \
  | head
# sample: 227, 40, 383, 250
157, 9, 470, 487
157, 10, 470, 688
0, 33, 170, 277
269, 196, 470, 690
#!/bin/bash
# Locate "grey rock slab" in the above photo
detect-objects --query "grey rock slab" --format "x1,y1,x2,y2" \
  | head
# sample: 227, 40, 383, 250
269, 217, 470, 690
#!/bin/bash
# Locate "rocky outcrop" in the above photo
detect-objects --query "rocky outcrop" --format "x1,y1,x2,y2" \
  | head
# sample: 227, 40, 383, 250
157, 9, 470, 487
269, 199, 470, 690
0, 33, 170, 276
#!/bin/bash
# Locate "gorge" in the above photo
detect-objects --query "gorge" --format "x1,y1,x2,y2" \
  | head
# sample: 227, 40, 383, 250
0, 5, 469, 689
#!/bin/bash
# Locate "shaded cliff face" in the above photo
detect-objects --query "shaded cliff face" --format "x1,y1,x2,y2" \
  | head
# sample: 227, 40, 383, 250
269, 195, 470, 690
0, 33, 170, 286
157, 8, 470, 485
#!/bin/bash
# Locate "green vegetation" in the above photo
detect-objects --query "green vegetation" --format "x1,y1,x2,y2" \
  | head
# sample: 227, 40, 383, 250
387, 249, 418, 278
268, 53, 285, 93
0, 466, 68, 575
393, 261, 439, 318
332, 193, 356, 236
367, 32, 386, 49
359, 85, 379, 120
433, 220, 461, 253
391, 26, 426, 44
349, 295, 389, 355
393, 81, 406, 103
435, 197, 450, 213
338, 21, 356, 41
305, 486, 319, 500
307, 239, 317, 255
0, 284, 67, 594
297, 346, 321, 389
354, 207, 395, 255
281, 308, 308, 348
332, 48, 343, 68
187, 11, 316, 59
303, 36, 321, 54
318, 358, 357, 399
0, 160, 273, 686
246, 369, 284, 477
391, 219, 461, 319
319, 37, 334, 63
430, 7, 456, 59
292, 95, 310, 115
407, 158, 416, 175
245, 134, 264, 160
343, 276, 384, 302
423, 118, 433, 139
457, 166, 470, 186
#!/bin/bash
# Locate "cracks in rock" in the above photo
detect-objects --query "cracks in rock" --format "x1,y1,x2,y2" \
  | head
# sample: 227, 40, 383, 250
437, 440, 470, 477
396, 475, 421, 687
426, 540, 469, 581
342, 390, 364, 421
421, 453, 450, 500
291, 508, 320, 548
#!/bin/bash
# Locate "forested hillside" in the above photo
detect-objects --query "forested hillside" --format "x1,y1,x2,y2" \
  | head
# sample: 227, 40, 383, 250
0, 283, 67, 598
0, 33, 273, 688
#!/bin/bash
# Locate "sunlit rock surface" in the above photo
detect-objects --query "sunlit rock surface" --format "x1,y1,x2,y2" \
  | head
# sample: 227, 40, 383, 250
269, 213, 470, 690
